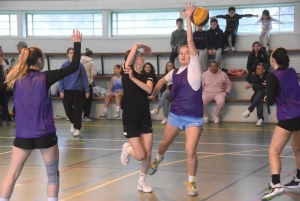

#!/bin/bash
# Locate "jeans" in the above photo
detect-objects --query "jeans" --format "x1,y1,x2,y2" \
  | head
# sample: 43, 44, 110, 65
248, 91, 265, 120
157, 91, 173, 118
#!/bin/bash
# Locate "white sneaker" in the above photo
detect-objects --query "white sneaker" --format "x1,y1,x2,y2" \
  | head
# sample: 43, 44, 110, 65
150, 108, 159, 115
113, 111, 120, 118
231, 47, 236, 52
73, 129, 80, 137
187, 179, 198, 196
120, 142, 131, 165
242, 110, 251, 118
137, 180, 153, 193
256, 119, 263, 126
161, 118, 168, 125
261, 182, 285, 201
99, 111, 108, 118
203, 116, 209, 124
214, 117, 220, 124
266, 45, 270, 51
224, 47, 230, 52
70, 124, 75, 133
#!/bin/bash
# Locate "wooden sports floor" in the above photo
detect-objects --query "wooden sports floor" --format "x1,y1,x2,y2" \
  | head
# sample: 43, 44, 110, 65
0, 120, 300, 201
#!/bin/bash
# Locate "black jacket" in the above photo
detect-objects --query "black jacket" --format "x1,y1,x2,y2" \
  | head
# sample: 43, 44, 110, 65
250, 71, 269, 102
204, 26, 223, 50
193, 30, 206, 50
246, 49, 270, 74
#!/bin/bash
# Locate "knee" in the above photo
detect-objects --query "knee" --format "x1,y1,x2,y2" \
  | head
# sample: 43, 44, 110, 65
45, 158, 60, 186
269, 147, 280, 156
186, 148, 196, 159
135, 151, 146, 161
292, 143, 300, 153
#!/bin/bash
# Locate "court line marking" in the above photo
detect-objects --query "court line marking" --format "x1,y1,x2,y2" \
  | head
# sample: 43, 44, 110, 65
59, 148, 271, 201
0, 151, 12, 155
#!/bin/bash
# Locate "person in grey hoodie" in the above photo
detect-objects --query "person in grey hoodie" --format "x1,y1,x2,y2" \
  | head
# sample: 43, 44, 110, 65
170, 18, 187, 63
81, 48, 97, 121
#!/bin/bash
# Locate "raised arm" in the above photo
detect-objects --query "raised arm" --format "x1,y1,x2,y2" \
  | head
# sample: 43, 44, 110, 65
180, 3, 197, 57
124, 43, 152, 67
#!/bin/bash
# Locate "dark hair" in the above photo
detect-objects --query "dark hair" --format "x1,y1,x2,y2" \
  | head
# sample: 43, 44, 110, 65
271, 47, 290, 69
67, 47, 74, 54
210, 60, 219, 67
210, 18, 218, 24
257, 63, 268, 71
261, 10, 270, 20
84, 48, 93, 57
115, 64, 121, 69
251, 41, 261, 53
26, 47, 44, 67
163, 61, 175, 76
141, 62, 155, 74
228, 7, 235, 12
176, 18, 183, 23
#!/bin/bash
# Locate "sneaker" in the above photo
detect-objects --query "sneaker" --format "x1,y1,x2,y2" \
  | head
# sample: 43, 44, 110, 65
284, 176, 300, 189
99, 111, 108, 118
120, 142, 131, 165
214, 117, 220, 124
161, 118, 168, 125
261, 182, 285, 201
66, 118, 69, 121
70, 124, 75, 133
82, 117, 93, 122
113, 111, 120, 118
150, 108, 159, 115
2, 121, 9, 126
137, 180, 153, 193
224, 47, 230, 52
148, 156, 164, 175
242, 110, 251, 118
266, 44, 270, 51
256, 119, 263, 127
186, 179, 198, 196
203, 116, 209, 124
73, 129, 80, 137
231, 47, 236, 52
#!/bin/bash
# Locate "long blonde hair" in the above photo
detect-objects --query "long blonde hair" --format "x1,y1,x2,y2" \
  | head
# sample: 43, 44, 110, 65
5, 47, 44, 89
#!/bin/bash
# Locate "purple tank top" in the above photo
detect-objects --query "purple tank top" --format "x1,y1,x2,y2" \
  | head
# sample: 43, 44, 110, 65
14, 71, 56, 138
272, 68, 300, 121
170, 67, 203, 117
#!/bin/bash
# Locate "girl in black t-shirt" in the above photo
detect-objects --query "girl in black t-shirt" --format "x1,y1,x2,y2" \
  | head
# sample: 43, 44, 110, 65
120, 43, 154, 193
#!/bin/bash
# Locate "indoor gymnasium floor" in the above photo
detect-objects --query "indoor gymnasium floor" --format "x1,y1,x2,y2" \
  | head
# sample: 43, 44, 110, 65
1, 120, 300, 201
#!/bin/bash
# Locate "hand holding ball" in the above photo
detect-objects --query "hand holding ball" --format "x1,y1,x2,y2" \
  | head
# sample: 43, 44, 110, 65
190, 7, 209, 26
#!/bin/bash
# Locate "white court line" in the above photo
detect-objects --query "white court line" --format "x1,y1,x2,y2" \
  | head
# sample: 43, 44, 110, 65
0, 136, 281, 147
0, 151, 12, 155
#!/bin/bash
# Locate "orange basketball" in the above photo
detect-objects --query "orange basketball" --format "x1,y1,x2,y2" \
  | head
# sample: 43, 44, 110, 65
190, 7, 209, 26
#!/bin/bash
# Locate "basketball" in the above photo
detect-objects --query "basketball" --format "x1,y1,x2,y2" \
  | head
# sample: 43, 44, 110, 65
190, 7, 209, 26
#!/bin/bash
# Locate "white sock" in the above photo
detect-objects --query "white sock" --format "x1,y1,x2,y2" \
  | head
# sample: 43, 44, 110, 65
156, 153, 164, 161
116, 106, 120, 112
189, 175, 195, 182
0, 198, 9, 201
48, 198, 58, 201
126, 146, 132, 155
139, 172, 147, 182
104, 108, 108, 112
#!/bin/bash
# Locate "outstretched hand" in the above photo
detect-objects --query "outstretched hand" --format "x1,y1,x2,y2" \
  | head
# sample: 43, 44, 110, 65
180, 2, 195, 19
71, 29, 82, 43
143, 46, 152, 56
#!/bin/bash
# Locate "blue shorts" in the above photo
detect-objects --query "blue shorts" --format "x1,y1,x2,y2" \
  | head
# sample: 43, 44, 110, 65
168, 112, 203, 131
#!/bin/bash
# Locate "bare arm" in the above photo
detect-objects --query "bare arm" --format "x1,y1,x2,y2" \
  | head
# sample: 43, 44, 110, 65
149, 76, 168, 100
124, 43, 152, 67
124, 66, 153, 94
108, 77, 114, 92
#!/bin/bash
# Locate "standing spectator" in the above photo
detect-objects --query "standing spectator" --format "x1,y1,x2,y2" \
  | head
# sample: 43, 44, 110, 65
16, 41, 28, 54
0, 46, 10, 126
99, 65, 123, 118
81, 48, 97, 121
256, 10, 284, 51
193, 26, 206, 72
141, 62, 158, 89
170, 18, 187, 63
211, 7, 258, 51
202, 61, 232, 123
201, 19, 223, 71
150, 61, 175, 124
246, 41, 270, 83
59, 47, 89, 137
242, 63, 269, 126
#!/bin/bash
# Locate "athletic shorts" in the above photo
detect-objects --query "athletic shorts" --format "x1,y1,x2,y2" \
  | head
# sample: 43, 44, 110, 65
168, 112, 203, 131
13, 133, 58, 150
277, 116, 300, 132
122, 110, 153, 138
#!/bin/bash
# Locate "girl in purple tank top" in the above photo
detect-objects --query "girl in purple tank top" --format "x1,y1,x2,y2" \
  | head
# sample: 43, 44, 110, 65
148, 3, 203, 196
0, 30, 82, 201
261, 47, 300, 200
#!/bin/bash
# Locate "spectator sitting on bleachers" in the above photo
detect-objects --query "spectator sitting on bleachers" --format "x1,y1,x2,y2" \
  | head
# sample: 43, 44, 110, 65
193, 25, 206, 72
242, 63, 269, 126
169, 18, 187, 64
99, 65, 123, 118
150, 61, 175, 124
246, 41, 270, 83
201, 19, 223, 71
141, 62, 158, 89
202, 61, 232, 124
0, 46, 10, 126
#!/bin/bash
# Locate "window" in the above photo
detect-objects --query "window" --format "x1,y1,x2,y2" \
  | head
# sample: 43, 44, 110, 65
0, 14, 17, 36
26, 13, 102, 36
207, 5, 294, 33
112, 11, 181, 36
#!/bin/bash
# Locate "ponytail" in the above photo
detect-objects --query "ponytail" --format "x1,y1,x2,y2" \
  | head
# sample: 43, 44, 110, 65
271, 47, 290, 69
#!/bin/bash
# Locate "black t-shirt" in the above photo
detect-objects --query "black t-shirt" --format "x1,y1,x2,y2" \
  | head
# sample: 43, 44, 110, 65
121, 70, 153, 114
